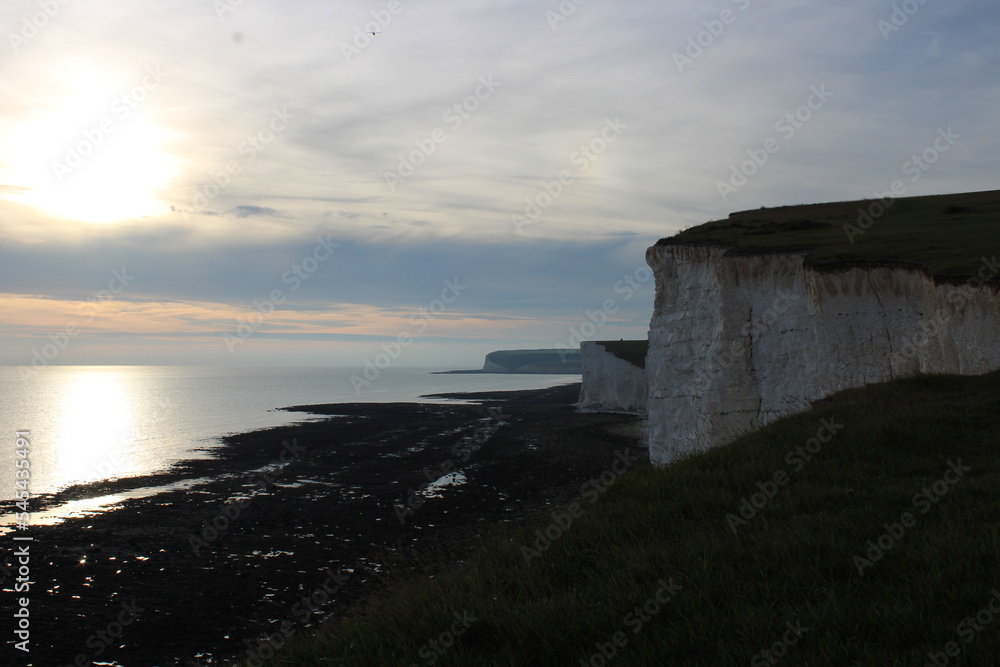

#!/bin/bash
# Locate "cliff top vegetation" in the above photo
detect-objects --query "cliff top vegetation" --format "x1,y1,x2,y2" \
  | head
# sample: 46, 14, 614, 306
597, 339, 648, 369
658, 189, 1000, 280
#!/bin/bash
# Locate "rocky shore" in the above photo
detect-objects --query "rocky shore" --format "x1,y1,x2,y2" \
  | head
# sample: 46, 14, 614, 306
11, 383, 645, 666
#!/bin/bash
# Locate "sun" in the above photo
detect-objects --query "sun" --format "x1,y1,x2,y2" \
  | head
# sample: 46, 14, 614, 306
25, 119, 176, 223
1, 61, 177, 223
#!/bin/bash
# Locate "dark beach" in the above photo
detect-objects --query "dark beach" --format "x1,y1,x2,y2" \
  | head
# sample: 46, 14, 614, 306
9, 382, 646, 666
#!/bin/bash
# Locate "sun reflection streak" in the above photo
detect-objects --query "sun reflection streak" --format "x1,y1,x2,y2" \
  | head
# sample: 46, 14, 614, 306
49, 370, 135, 488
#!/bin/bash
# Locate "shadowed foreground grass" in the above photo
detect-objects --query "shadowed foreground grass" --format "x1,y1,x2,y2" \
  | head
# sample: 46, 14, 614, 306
244, 371, 1000, 666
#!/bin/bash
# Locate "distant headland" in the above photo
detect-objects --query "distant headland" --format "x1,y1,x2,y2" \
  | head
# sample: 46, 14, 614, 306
436, 348, 582, 374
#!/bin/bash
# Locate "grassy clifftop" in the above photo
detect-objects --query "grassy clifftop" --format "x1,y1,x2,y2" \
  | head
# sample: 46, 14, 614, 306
658, 189, 1000, 280
596, 340, 648, 369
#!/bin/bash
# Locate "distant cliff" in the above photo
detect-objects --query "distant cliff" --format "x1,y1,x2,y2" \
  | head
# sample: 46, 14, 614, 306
483, 349, 581, 374
578, 341, 647, 412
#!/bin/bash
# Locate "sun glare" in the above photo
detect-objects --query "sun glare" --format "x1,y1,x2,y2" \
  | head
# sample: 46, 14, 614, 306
24, 119, 176, 223
1, 61, 177, 223
49, 370, 135, 488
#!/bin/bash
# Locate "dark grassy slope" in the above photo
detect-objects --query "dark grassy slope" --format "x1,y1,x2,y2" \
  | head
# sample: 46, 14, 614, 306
658, 189, 1000, 280
249, 370, 1000, 666
596, 339, 648, 369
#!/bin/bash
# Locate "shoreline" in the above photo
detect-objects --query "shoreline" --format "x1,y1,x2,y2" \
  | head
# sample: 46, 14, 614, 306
17, 382, 646, 666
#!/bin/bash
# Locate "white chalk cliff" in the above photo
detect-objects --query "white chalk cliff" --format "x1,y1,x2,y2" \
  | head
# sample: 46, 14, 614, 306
645, 244, 1000, 465
578, 341, 646, 413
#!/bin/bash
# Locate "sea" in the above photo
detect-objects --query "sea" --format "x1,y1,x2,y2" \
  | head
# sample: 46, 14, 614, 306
0, 366, 579, 526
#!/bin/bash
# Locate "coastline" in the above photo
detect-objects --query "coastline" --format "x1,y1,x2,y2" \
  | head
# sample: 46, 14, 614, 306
19, 382, 646, 666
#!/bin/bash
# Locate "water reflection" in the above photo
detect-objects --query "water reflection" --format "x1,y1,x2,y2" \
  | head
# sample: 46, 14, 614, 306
49, 369, 135, 489
0, 476, 218, 534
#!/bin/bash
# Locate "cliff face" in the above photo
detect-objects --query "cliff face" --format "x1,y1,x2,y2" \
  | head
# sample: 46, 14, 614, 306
578, 341, 646, 413
645, 244, 1000, 465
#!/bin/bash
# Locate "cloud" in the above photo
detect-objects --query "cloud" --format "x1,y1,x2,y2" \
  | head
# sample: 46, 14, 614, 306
0, 0, 997, 365
0, 219, 652, 309
229, 205, 281, 218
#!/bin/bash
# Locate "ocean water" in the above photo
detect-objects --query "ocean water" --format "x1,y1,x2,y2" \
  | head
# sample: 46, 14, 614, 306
0, 366, 580, 504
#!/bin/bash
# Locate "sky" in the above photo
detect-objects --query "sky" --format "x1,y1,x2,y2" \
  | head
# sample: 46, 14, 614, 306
1, 0, 998, 370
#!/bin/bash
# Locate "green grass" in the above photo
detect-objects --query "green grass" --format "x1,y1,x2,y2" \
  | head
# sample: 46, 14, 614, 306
242, 371, 1000, 666
661, 189, 1000, 279
596, 340, 648, 369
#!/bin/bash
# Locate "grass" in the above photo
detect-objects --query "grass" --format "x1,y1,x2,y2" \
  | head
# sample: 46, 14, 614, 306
660, 189, 1000, 279
241, 370, 1000, 666
596, 340, 648, 369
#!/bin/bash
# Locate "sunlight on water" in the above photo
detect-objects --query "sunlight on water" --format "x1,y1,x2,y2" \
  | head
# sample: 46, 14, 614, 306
49, 369, 136, 489
0, 475, 219, 534
24, 493, 128, 526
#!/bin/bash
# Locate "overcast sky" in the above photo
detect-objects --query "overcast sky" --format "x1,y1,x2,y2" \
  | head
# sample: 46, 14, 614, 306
1, 0, 997, 369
